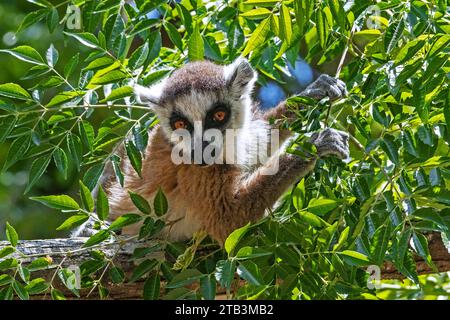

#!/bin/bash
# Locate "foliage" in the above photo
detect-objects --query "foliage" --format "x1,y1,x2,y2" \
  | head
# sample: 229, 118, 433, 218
0, 0, 449, 300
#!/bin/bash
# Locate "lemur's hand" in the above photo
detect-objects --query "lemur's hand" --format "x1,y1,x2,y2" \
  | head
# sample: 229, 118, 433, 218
71, 217, 110, 238
310, 128, 349, 160
301, 74, 347, 100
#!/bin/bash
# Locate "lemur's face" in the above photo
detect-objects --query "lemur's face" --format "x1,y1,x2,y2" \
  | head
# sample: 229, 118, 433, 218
135, 58, 257, 165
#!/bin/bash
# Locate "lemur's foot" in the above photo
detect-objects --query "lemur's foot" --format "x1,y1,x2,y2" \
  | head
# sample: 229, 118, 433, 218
301, 74, 347, 100
71, 217, 110, 238
310, 128, 349, 159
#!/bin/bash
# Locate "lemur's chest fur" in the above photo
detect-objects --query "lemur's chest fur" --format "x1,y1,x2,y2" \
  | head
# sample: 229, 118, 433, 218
106, 125, 242, 241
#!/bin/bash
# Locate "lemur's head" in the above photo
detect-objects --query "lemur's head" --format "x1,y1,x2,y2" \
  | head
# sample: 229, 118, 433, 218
135, 58, 257, 165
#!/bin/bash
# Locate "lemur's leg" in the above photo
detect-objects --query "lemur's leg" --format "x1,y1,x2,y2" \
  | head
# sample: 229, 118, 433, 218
261, 74, 347, 144
222, 128, 349, 241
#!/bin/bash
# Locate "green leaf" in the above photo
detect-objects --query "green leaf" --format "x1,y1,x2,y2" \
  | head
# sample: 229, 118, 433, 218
0, 46, 45, 65
0, 246, 15, 259
243, 0, 279, 5
396, 228, 412, 266
224, 222, 251, 255
200, 275, 216, 300
109, 267, 125, 284
130, 259, 158, 283
64, 53, 79, 78
413, 208, 447, 231
51, 288, 66, 300
66, 133, 82, 170
82, 163, 104, 191
30, 195, 80, 210
138, 217, 155, 240
307, 198, 339, 215
146, 31, 162, 66
47, 91, 84, 108
241, 8, 272, 20
47, 7, 59, 33
279, 4, 292, 45
237, 261, 263, 286
89, 70, 127, 86
83, 230, 110, 247
385, 18, 405, 54
84, 57, 114, 71
13, 281, 29, 300
164, 22, 183, 51
129, 191, 151, 215
417, 125, 433, 146
110, 154, 124, 187
96, 185, 109, 221
46, 43, 59, 67
188, 21, 204, 62
162, 287, 192, 300
56, 214, 89, 231
53, 147, 68, 179
79, 120, 94, 152
298, 211, 330, 228
153, 188, 168, 217
394, 39, 425, 65
0, 258, 18, 271
333, 226, 350, 251
28, 257, 50, 271
143, 273, 160, 300
0, 83, 31, 100
25, 278, 49, 295
236, 247, 272, 260
380, 135, 400, 165
102, 86, 133, 102
64, 32, 101, 49
108, 214, 142, 231
25, 154, 52, 194
166, 269, 203, 289
412, 232, 434, 269
17, 9, 47, 33
402, 129, 419, 157
79, 181, 94, 212
316, 8, 327, 48
128, 42, 149, 70
2, 134, 31, 171
370, 224, 392, 265
27, 0, 53, 8
214, 259, 236, 290
242, 17, 270, 56
340, 250, 371, 267
0, 274, 14, 286
58, 268, 79, 296
6, 222, 19, 247
0, 116, 17, 144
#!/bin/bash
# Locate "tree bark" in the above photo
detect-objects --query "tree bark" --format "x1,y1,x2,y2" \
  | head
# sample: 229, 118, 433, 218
0, 232, 449, 299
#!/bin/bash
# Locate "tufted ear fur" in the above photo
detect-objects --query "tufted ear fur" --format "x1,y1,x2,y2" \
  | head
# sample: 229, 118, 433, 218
134, 81, 166, 108
223, 57, 257, 99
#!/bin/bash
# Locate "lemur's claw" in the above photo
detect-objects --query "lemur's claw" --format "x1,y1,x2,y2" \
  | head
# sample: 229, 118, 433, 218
310, 128, 349, 160
301, 74, 347, 101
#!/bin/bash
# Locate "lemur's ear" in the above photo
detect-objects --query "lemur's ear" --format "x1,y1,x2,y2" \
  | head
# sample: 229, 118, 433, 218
224, 57, 257, 98
134, 82, 165, 107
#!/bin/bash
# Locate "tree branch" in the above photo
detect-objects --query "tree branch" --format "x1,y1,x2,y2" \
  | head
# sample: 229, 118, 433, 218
1, 233, 449, 299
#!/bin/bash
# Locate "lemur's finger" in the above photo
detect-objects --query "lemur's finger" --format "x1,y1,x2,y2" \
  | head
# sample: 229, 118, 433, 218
327, 85, 342, 99
336, 79, 347, 95
302, 88, 326, 100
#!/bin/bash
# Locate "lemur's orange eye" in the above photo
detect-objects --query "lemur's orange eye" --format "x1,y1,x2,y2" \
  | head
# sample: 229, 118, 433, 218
174, 120, 187, 129
213, 111, 226, 122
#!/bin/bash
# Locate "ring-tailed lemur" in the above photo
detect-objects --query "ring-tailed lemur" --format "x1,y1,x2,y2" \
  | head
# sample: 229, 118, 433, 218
73, 58, 349, 244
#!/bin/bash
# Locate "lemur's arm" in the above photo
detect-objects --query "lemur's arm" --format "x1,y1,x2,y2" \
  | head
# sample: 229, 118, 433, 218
216, 128, 349, 242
